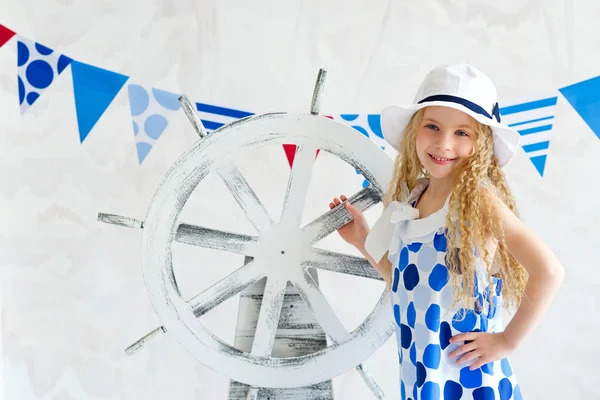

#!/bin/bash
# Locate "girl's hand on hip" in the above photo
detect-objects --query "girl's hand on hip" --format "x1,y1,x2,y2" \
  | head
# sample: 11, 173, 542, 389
449, 331, 516, 370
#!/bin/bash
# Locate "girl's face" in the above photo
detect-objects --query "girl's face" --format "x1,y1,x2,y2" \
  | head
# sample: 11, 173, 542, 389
415, 106, 478, 179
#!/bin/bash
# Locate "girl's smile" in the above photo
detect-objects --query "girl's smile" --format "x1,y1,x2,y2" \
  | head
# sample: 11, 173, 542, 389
427, 152, 456, 165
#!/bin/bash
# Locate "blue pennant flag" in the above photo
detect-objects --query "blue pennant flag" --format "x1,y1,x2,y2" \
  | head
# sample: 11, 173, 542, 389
71, 61, 128, 143
127, 83, 181, 164
500, 96, 559, 177
17, 35, 72, 114
559, 76, 600, 140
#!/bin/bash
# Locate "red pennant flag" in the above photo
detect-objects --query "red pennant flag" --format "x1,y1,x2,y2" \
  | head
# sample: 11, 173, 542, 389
0, 25, 15, 49
283, 115, 331, 168
282, 145, 321, 168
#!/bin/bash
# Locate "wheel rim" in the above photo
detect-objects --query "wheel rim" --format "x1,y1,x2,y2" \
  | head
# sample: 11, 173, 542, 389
141, 112, 395, 388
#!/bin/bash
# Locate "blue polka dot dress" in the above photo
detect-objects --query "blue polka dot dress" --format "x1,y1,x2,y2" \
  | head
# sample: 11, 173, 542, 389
366, 178, 523, 400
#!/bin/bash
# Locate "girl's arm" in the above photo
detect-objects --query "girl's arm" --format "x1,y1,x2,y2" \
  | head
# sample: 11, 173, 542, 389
339, 199, 394, 287
357, 241, 393, 288
482, 187, 565, 350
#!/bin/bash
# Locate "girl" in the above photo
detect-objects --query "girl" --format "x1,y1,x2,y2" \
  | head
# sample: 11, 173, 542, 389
330, 64, 564, 399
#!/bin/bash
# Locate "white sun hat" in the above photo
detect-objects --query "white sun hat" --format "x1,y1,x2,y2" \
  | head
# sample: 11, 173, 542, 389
380, 63, 521, 167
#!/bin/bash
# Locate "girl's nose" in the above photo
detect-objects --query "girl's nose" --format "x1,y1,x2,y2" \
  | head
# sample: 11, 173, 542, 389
436, 131, 453, 150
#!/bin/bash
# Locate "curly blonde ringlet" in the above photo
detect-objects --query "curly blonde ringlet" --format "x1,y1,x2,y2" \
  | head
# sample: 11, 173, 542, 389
382, 108, 528, 313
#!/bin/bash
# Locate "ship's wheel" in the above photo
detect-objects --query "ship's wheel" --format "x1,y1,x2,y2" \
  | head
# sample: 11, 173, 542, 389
99, 70, 395, 398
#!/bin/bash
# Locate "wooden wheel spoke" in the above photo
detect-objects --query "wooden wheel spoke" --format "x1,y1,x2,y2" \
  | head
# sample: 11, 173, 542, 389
291, 271, 349, 344
249, 278, 288, 357
216, 162, 274, 234
301, 186, 381, 244
188, 261, 265, 318
303, 249, 383, 281
176, 223, 259, 256
280, 144, 318, 228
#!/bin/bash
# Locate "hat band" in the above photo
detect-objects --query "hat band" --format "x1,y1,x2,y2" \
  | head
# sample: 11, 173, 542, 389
418, 94, 501, 123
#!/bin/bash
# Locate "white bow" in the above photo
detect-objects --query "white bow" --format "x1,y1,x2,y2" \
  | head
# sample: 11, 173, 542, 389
364, 197, 420, 263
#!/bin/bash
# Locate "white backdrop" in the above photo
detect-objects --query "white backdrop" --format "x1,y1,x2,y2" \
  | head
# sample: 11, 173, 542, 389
1, 0, 598, 399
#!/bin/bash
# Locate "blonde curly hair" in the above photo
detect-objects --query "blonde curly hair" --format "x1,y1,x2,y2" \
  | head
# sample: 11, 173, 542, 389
382, 108, 528, 312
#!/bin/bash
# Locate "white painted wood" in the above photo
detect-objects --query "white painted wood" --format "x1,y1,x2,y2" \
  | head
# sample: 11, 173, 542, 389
291, 270, 350, 344
179, 94, 208, 138
229, 264, 333, 400
240, 70, 335, 400
187, 261, 265, 318
302, 249, 382, 280
301, 186, 380, 244
175, 223, 259, 255
310, 69, 328, 115
140, 112, 394, 388
217, 162, 274, 234
124, 326, 165, 356
97, 212, 144, 229
280, 144, 318, 229
357, 364, 385, 399
248, 277, 287, 357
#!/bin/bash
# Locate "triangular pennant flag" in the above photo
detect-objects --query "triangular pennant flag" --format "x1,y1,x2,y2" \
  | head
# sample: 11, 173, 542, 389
0, 24, 15, 48
127, 83, 181, 164
283, 144, 297, 168
195, 101, 253, 132
17, 35, 72, 114
332, 114, 389, 187
71, 61, 128, 143
559, 76, 600, 140
337, 114, 385, 140
281, 116, 330, 169
500, 95, 558, 177
282, 145, 320, 169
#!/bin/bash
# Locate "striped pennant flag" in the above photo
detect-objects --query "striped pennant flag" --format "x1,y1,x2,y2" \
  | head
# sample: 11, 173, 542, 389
195, 102, 254, 132
500, 95, 559, 177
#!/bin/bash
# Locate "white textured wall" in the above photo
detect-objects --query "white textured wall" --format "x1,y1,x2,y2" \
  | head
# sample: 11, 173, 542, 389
1, 1, 598, 399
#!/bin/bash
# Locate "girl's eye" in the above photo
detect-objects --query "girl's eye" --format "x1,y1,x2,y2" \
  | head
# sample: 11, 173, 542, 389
426, 124, 438, 130
456, 130, 469, 137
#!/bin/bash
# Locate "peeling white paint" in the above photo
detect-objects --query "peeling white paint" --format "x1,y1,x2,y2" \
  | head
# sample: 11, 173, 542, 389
139, 112, 395, 389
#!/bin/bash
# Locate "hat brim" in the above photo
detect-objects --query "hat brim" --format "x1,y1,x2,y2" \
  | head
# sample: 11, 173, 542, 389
380, 102, 521, 168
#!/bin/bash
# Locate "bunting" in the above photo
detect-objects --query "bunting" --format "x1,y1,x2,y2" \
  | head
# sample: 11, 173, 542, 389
0, 23, 599, 179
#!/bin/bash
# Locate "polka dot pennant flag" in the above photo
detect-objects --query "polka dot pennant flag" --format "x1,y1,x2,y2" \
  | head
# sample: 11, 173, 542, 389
0, 24, 15, 49
71, 61, 129, 143
499, 94, 559, 177
17, 35, 73, 114
559, 76, 600, 140
331, 113, 397, 188
127, 83, 181, 164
